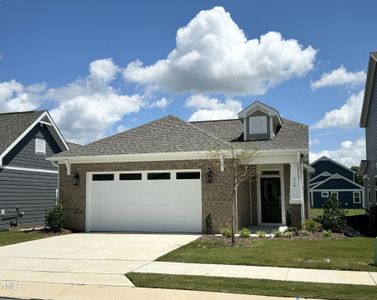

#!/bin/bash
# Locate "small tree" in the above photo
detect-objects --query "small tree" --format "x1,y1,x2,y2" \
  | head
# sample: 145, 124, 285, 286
320, 194, 347, 232
208, 143, 258, 245
45, 202, 65, 232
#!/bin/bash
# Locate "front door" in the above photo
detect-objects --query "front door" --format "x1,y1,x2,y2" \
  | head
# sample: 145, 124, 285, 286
261, 177, 282, 223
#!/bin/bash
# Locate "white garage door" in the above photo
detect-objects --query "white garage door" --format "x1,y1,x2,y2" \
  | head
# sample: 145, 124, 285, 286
87, 170, 202, 232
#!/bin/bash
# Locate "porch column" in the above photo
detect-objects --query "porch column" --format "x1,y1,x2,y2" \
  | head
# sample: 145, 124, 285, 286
289, 162, 304, 227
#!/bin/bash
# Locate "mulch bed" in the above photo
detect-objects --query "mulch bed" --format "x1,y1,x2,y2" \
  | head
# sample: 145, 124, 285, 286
199, 232, 345, 247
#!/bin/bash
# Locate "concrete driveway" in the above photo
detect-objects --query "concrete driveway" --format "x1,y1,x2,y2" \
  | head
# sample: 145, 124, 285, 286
0, 233, 199, 287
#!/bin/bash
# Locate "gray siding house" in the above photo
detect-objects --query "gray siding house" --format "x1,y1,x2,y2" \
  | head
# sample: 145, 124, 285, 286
359, 52, 377, 224
0, 110, 71, 229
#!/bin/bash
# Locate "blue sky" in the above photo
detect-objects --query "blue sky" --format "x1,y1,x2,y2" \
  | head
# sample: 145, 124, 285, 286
0, 0, 376, 166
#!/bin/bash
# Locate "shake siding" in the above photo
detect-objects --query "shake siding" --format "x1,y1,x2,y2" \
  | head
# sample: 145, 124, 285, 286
365, 67, 377, 207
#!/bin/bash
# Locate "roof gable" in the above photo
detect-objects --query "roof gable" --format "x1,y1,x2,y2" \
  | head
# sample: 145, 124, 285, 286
360, 52, 377, 127
0, 110, 69, 164
311, 156, 355, 180
52, 115, 229, 158
311, 173, 363, 190
237, 101, 283, 126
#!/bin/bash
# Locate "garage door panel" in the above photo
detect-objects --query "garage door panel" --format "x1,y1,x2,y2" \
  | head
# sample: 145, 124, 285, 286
88, 170, 202, 232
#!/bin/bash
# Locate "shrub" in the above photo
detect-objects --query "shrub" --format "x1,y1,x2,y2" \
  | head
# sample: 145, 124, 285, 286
239, 227, 251, 238
299, 229, 310, 236
272, 230, 283, 238
322, 230, 332, 238
283, 231, 294, 238
220, 228, 232, 238
256, 231, 266, 238
287, 227, 299, 236
45, 202, 64, 232
319, 194, 347, 232
303, 219, 320, 232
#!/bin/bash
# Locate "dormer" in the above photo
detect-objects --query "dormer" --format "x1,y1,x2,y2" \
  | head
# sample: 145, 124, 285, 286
237, 101, 283, 141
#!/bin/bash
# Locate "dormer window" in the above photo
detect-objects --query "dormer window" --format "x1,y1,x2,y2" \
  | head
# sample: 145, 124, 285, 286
249, 116, 267, 134
238, 101, 283, 142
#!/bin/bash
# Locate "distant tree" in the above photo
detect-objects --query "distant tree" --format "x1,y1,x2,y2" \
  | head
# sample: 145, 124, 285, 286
350, 166, 363, 185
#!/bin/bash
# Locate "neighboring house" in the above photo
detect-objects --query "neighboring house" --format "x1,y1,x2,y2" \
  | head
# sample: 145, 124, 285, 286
359, 52, 377, 223
48, 101, 310, 233
310, 156, 363, 209
0, 110, 71, 229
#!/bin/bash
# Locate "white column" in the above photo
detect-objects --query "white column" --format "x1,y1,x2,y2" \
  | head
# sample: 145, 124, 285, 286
289, 163, 303, 204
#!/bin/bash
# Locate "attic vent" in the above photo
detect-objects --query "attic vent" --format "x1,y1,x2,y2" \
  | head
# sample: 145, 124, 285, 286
35, 138, 46, 154
249, 116, 267, 134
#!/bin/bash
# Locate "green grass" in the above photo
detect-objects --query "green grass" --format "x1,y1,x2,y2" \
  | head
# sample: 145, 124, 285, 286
0, 230, 56, 247
127, 273, 377, 300
158, 237, 377, 271
310, 208, 366, 218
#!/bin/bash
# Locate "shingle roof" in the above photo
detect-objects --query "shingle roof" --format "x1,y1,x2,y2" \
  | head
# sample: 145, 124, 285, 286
52, 115, 229, 158
0, 110, 45, 155
67, 142, 81, 150
191, 118, 308, 151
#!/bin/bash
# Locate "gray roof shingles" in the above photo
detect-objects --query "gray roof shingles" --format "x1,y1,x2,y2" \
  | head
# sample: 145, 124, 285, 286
191, 118, 308, 151
52, 115, 229, 158
0, 110, 45, 155
52, 115, 308, 159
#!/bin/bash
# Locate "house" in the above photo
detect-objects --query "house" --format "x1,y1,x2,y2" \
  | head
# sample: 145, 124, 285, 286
359, 51, 377, 224
310, 156, 363, 209
48, 101, 311, 233
0, 110, 72, 229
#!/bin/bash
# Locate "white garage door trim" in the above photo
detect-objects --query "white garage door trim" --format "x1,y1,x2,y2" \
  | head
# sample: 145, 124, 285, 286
85, 169, 202, 232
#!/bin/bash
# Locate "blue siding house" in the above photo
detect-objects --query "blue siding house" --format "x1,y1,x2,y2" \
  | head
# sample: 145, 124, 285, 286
0, 110, 74, 229
310, 156, 363, 209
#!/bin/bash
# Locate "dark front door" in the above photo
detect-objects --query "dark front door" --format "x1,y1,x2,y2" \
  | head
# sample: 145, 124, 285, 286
261, 177, 282, 223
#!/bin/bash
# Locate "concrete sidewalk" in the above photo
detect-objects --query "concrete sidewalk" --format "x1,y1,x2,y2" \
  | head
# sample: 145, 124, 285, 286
135, 261, 377, 286
0, 281, 318, 300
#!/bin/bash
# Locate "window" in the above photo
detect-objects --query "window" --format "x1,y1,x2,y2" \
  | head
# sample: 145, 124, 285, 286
249, 116, 267, 134
92, 174, 114, 181
331, 191, 339, 200
147, 172, 170, 180
321, 192, 329, 198
35, 138, 46, 154
120, 173, 142, 181
176, 172, 200, 180
353, 192, 361, 204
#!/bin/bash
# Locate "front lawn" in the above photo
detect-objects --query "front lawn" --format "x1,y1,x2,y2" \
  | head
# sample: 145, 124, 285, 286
158, 237, 377, 271
311, 208, 366, 218
0, 230, 63, 247
127, 273, 377, 300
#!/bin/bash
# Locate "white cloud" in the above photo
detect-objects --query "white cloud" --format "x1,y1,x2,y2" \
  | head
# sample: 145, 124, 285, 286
312, 90, 364, 129
149, 97, 171, 108
310, 138, 365, 167
311, 66, 366, 89
123, 6, 316, 95
186, 94, 242, 121
0, 80, 46, 112
309, 138, 320, 146
47, 58, 144, 144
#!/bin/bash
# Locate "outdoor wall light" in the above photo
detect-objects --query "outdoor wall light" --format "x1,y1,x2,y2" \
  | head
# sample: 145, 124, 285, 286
206, 168, 214, 183
72, 172, 80, 186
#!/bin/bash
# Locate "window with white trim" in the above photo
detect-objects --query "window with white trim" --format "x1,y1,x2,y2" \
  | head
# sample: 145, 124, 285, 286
321, 191, 329, 198
330, 191, 339, 200
353, 191, 361, 204
35, 138, 46, 154
249, 116, 267, 134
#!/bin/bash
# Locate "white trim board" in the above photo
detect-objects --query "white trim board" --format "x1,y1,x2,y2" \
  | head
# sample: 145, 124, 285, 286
0, 165, 58, 174
310, 173, 363, 190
